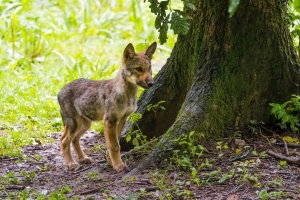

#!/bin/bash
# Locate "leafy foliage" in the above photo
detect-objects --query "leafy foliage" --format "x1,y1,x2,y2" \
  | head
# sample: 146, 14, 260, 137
270, 95, 300, 132
146, 0, 242, 44
288, 0, 300, 56
171, 131, 206, 170
145, 0, 195, 44
126, 113, 147, 148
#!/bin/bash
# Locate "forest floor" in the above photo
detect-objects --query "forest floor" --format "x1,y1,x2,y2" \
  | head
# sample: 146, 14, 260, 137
0, 129, 300, 200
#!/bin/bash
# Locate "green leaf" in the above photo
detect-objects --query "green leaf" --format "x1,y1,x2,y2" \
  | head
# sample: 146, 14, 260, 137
228, 0, 240, 17
159, 1, 169, 18
158, 14, 169, 44
282, 115, 290, 124
259, 190, 268, 200
63, 186, 73, 194
126, 135, 132, 142
170, 12, 190, 35
270, 103, 280, 114
294, 0, 300, 13
148, 0, 160, 14
155, 14, 161, 29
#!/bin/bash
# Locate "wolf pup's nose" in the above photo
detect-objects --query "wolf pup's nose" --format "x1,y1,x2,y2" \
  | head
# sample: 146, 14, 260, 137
147, 81, 154, 87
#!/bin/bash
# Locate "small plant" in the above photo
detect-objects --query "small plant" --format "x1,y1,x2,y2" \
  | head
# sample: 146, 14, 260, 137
18, 188, 30, 199
126, 113, 147, 148
259, 151, 267, 158
20, 170, 36, 183
245, 174, 261, 188
265, 177, 284, 188
218, 169, 235, 184
248, 120, 264, 134
216, 141, 229, 158
47, 186, 72, 200
149, 170, 169, 190
33, 154, 44, 161
4, 172, 19, 185
39, 164, 51, 172
146, 100, 166, 113
277, 160, 288, 170
190, 167, 201, 186
270, 95, 300, 132
258, 189, 284, 200
87, 171, 100, 181
146, 100, 165, 135
171, 131, 206, 170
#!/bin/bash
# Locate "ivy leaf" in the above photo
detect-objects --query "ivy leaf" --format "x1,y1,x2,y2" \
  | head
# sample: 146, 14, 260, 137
228, 0, 240, 17
170, 12, 190, 35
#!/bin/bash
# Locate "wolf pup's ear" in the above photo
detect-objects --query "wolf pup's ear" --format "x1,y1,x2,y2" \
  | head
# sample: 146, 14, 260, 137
123, 43, 135, 60
144, 42, 157, 59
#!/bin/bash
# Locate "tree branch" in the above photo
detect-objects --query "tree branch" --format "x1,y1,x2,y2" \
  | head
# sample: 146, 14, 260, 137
266, 150, 300, 166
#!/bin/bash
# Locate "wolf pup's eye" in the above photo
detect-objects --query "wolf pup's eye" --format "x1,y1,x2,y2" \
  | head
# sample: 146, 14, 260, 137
135, 67, 143, 72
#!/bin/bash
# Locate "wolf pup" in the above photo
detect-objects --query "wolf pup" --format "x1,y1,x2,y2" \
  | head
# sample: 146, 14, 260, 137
58, 42, 157, 172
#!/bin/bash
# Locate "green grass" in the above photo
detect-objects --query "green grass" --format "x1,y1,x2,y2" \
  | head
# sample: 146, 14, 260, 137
0, 0, 178, 157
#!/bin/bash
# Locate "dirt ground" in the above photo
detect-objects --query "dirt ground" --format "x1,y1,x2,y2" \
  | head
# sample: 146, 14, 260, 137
1, 130, 300, 200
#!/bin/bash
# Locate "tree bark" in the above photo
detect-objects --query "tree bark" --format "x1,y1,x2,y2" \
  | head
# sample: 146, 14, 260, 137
122, 0, 300, 175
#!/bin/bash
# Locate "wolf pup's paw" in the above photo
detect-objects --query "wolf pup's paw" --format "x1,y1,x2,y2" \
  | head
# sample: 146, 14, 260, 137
113, 162, 127, 172
78, 156, 94, 164
66, 161, 80, 171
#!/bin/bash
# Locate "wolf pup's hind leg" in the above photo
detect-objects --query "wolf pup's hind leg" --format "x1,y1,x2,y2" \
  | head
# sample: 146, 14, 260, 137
72, 118, 94, 164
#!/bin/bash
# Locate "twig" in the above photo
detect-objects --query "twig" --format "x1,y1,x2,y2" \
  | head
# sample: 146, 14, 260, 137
5, 185, 25, 190
266, 150, 300, 166
0, 157, 19, 161
261, 126, 289, 156
76, 180, 118, 195
128, 181, 149, 185
98, 159, 107, 164
229, 150, 250, 162
127, 179, 152, 185
273, 134, 289, 156
275, 143, 300, 148
72, 165, 93, 174
144, 186, 158, 192
121, 149, 137, 157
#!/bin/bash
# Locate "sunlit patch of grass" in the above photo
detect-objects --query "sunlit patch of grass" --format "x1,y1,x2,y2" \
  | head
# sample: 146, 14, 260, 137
0, 0, 177, 157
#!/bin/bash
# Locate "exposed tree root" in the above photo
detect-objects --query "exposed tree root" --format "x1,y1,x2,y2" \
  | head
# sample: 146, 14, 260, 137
123, 155, 156, 179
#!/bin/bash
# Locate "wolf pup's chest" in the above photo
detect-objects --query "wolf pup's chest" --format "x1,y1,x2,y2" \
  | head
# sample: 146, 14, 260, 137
113, 95, 137, 118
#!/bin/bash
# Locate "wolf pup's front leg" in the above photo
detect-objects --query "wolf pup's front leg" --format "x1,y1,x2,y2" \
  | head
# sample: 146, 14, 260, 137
104, 117, 126, 172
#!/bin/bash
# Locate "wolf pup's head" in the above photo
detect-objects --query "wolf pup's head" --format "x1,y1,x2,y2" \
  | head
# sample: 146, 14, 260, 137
122, 42, 157, 89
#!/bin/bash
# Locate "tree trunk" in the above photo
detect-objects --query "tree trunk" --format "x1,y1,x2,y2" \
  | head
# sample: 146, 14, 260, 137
122, 0, 300, 175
